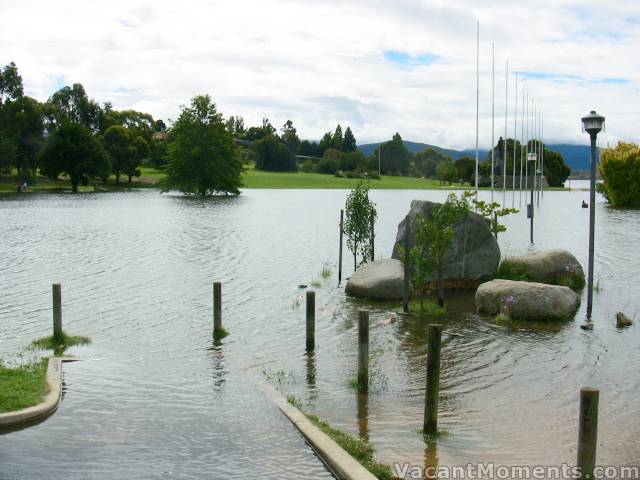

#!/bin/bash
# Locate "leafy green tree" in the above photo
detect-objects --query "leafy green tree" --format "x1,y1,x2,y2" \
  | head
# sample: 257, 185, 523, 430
299, 140, 320, 157
411, 193, 468, 307
598, 142, 640, 207
461, 191, 518, 239
332, 124, 343, 150
243, 117, 276, 141
542, 147, 571, 187
225, 115, 245, 137
0, 62, 23, 106
46, 84, 103, 132
0, 133, 18, 174
39, 122, 110, 192
413, 148, 447, 177
252, 134, 297, 172
436, 159, 458, 184
340, 150, 366, 172
162, 95, 242, 196
377, 133, 411, 175
154, 119, 167, 132
318, 131, 334, 155
455, 156, 476, 184
103, 125, 135, 184
0, 95, 45, 174
281, 120, 300, 154
341, 126, 357, 152
344, 182, 377, 269
104, 109, 155, 144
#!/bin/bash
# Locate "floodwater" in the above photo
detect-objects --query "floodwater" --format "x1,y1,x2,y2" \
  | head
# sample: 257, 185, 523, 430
0, 184, 638, 478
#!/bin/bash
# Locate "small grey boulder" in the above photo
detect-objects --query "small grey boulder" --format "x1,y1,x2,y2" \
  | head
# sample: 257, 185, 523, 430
345, 259, 405, 300
475, 279, 581, 321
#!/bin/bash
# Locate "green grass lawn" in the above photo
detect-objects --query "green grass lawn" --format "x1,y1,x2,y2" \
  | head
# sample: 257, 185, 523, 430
0, 359, 49, 413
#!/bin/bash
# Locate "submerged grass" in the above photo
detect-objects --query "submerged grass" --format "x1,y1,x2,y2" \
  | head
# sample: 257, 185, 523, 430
310, 279, 322, 288
304, 413, 394, 480
0, 358, 49, 413
496, 259, 530, 282
31, 332, 91, 356
409, 300, 445, 316
213, 327, 229, 341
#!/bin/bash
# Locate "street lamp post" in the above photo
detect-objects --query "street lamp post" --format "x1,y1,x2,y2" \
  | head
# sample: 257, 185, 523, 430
581, 110, 605, 321
527, 152, 537, 246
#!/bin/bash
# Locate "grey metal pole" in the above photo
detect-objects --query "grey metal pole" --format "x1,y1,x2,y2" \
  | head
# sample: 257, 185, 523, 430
586, 133, 597, 320
370, 213, 375, 262
530, 168, 535, 246
358, 310, 369, 392
338, 209, 344, 285
490, 42, 495, 203
423, 324, 442, 435
52, 283, 62, 340
474, 20, 479, 197
512, 72, 518, 207
403, 219, 410, 313
577, 388, 599, 480
306, 290, 315, 352
503, 58, 508, 204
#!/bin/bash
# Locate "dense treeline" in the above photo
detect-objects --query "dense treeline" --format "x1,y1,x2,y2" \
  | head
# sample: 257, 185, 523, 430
0, 61, 572, 193
597, 142, 640, 207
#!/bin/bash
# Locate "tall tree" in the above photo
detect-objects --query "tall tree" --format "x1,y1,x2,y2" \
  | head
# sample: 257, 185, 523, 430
225, 115, 245, 137
39, 122, 110, 192
252, 134, 296, 172
598, 142, 640, 207
103, 125, 135, 184
0, 62, 23, 106
280, 119, 300, 154
341, 126, 357, 152
0, 96, 45, 174
162, 95, 242, 196
332, 124, 343, 150
344, 182, 377, 269
377, 133, 411, 175
318, 131, 334, 155
46, 84, 103, 132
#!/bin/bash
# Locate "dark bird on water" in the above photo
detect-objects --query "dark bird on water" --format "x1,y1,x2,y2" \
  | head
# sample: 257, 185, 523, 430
582, 200, 588, 208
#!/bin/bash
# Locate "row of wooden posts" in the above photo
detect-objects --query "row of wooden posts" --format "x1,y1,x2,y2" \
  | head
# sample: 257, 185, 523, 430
48, 282, 600, 479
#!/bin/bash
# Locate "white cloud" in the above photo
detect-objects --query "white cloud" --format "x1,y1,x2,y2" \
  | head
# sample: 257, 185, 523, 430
2, 0, 638, 149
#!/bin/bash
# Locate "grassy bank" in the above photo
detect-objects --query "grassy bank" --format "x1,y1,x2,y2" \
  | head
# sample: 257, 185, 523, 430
0, 359, 49, 413
2, 165, 568, 193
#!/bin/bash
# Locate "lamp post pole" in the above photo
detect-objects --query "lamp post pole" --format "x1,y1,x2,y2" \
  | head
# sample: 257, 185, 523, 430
581, 111, 605, 321
527, 152, 536, 246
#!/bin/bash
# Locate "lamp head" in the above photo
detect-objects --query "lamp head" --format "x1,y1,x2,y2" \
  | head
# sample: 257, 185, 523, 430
581, 110, 605, 135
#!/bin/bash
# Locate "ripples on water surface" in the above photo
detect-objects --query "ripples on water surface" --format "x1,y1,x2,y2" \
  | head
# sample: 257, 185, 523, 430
0, 185, 638, 477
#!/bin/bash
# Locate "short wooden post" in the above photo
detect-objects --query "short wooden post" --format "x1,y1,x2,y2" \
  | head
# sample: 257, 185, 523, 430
358, 310, 369, 392
577, 388, 599, 480
403, 219, 410, 313
52, 283, 62, 340
338, 210, 344, 285
370, 213, 375, 262
306, 291, 315, 352
423, 324, 442, 435
213, 282, 222, 337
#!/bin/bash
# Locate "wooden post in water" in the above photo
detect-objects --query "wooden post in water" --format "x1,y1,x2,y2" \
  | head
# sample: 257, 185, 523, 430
306, 291, 315, 352
423, 324, 442, 435
52, 283, 62, 340
403, 219, 410, 313
338, 209, 344, 285
358, 310, 369, 392
370, 213, 375, 262
213, 282, 222, 337
577, 388, 599, 480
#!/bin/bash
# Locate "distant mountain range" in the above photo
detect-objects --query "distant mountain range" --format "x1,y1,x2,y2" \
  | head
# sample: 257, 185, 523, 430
357, 141, 594, 170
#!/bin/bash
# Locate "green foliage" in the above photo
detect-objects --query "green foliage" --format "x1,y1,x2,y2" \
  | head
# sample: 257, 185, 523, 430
280, 119, 300, 154
340, 150, 366, 172
463, 191, 518, 239
0, 61, 24, 106
332, 124, 343, 149
305, 414, 393, 480
496, 259, 530, 281
31, 331, 91, 356
252, 134, 297, 172
342, 126, 357, 152
413, 147, 448, 178
46, 83, 104, 133
542, 147, 571, 187
0, 133, 18, 174
598, 142, 640, 207
213, 327, 229, 341
225, 115, 245, 137
39, 122, 111, 192
316, 155, 340, 174
0, 358, 49, 413
344, 182, 377, 269
0, 95, 45, 174
455, 156, 476, 183
409, 299, 445, 316
242, 117, 276, 141
374, 132, 411, 175
300, 159, 314, 173
410, 193, 469, 306
436, 159, 458, 184
162, 95, 242, 196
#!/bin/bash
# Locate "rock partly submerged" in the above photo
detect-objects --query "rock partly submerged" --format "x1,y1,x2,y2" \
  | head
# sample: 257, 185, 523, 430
475, 279, 581, 321
345, 259, 404, 300
391, 200, 500, 288
500, 249, 585, 290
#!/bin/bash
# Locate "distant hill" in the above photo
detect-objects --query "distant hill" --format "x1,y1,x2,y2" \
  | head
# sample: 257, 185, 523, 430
357, 140, 592, 169
358, 141, 487, 160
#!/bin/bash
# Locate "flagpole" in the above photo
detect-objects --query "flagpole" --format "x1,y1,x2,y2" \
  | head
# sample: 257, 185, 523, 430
519, 85, 525, 206
490, 42, 495, 203
503, 58, 508, 205
474, 20, 480, 197
512, 71, 517, 208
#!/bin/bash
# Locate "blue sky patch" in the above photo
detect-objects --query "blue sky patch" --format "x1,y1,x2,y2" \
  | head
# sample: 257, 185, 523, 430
384, 50, 439, 67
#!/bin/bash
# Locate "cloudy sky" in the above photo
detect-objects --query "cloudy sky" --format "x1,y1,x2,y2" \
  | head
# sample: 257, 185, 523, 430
2, 0, 639, 149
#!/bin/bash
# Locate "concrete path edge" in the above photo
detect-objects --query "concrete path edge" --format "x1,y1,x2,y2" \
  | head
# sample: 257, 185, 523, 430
260, 383, 378, 480
0, 357, 76, 429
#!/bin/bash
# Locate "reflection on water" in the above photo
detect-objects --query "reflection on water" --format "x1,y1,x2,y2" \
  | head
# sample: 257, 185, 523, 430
0, 187, 639, 476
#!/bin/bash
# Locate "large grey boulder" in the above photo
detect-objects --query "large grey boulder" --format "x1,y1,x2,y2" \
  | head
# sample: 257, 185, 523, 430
345, 259, 404, 300
475, 279, 581, 321
500, 249, 585, 289
391, 200, 500, 288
